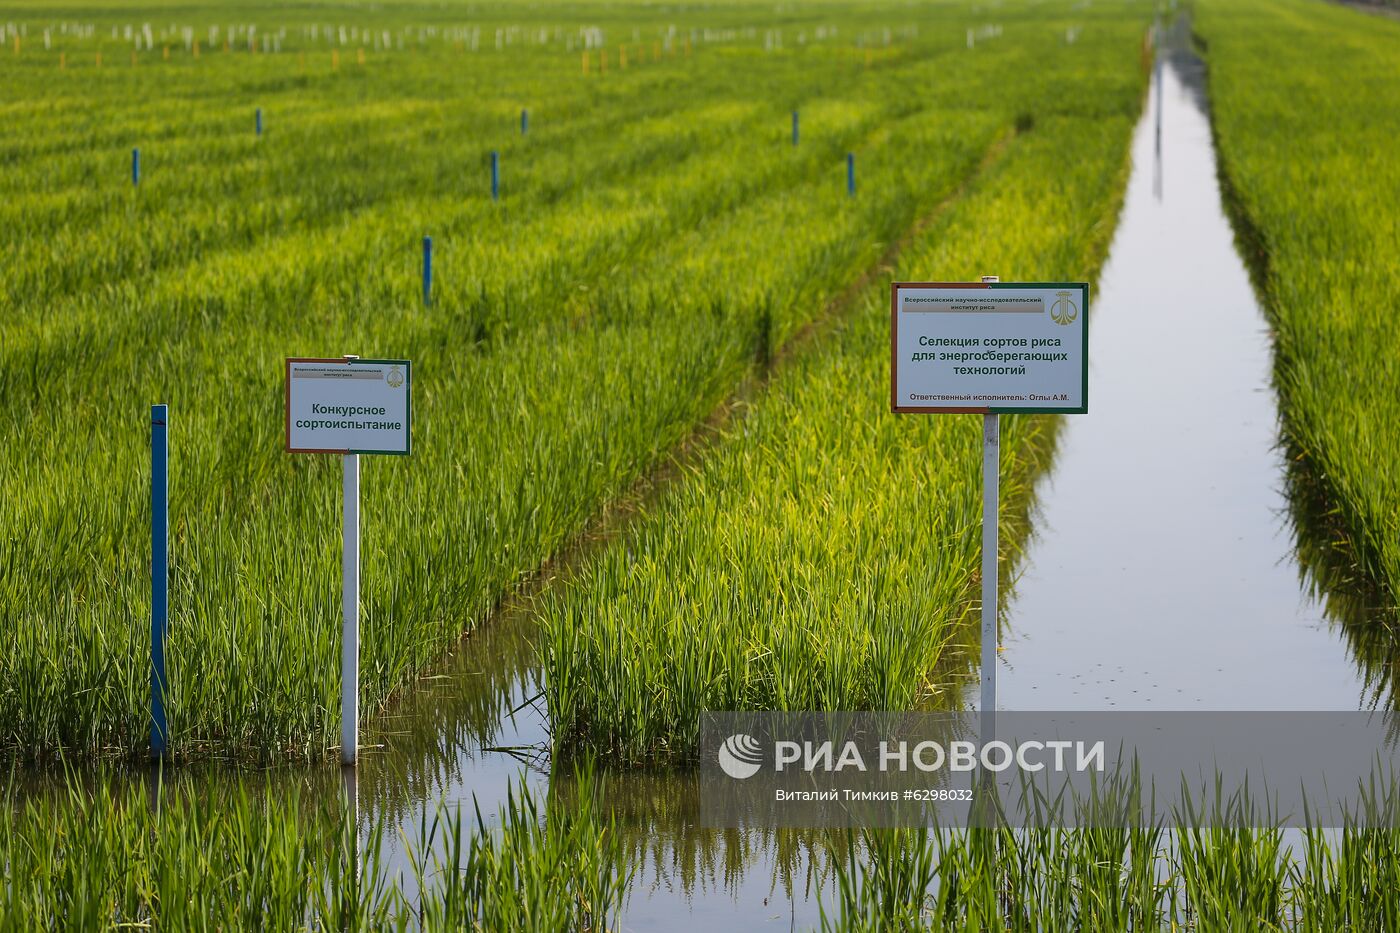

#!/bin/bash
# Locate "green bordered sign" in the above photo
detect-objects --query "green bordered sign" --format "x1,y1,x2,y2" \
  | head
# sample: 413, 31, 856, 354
891, 282, 1088, 414
286, 357, 412, 454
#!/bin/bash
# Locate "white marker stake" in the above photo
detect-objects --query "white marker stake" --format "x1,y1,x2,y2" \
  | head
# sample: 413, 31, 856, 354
979, 275, 999, 750
981, 413, 998, 744
341, 448, 359, 765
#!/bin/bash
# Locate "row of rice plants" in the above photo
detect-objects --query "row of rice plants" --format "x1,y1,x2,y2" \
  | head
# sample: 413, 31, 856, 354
1194, 0, 1400, 622
1, 3, 1107, 758
541, 12, 1150, 764
7, 764, 1398, 929
2, 39, 942, 312
0, 765, 631, 930
823, 823, 1400, 930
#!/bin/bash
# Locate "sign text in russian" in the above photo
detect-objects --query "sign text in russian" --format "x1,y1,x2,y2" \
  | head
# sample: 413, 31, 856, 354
891, 282, 1088, 414
286, 358, 412, 454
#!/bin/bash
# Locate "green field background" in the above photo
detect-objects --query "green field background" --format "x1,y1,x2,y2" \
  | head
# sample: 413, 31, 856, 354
0, 0, 1153, 759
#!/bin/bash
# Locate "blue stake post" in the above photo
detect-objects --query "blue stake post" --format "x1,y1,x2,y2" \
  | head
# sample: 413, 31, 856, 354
792, 109, 799, 146
422, 236, 433, 306
150, 404, 169, 758
490, 151, 499, 200
847, 153, 855, 195
521, 109, 528, 134
256, 107, 263, 136
132, 147, 140, 186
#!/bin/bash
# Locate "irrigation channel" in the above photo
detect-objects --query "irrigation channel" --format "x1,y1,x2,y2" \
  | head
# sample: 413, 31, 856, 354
20, 23, 1396, 930
993, 26, 1383, 713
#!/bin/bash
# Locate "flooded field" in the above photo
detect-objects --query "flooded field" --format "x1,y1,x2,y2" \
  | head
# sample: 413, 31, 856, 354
7, 5, 1399, 928
343, 23, 1392, 925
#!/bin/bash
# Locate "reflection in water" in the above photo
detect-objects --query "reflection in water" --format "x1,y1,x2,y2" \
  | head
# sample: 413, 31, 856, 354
1153, 46, 1162, 200
998, 16, 1394, 713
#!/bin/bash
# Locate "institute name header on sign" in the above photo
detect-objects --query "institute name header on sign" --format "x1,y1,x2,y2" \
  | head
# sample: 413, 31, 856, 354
891, 282, 1088, 414
286, 358, 412, 454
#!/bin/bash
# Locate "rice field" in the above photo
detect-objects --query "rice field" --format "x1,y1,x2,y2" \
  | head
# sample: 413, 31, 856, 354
6, 767, 1400, 930
13, 0, 1400, 926
1195, 0, 1400, 627
0, 766, 632, 930
822, 823, 1400, 930
0, 0, 1148, 760
541, 20, 1146, 763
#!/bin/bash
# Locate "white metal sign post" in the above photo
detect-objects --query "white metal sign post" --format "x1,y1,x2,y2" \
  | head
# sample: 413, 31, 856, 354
891, 279, 1088, 750
286, 356, 412, 765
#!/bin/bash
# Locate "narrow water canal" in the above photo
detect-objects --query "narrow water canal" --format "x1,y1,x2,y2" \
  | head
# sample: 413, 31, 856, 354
995, 27, 1374, 713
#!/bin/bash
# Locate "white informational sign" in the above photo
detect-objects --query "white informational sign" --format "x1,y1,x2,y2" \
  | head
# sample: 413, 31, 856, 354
285, 357, 412, 454
891, 282, 1088, 414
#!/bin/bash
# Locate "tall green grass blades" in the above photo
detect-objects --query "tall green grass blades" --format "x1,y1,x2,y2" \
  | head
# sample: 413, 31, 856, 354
542, 18, 1149, 764
820, 828, 936, 931
407, 763, 632, 930
0, 773, 384, 928
0, 766, 626, 929
0, 0, 1153, 760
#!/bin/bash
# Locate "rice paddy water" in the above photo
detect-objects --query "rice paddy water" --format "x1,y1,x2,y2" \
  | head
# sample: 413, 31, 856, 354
996, 20, 1378, 712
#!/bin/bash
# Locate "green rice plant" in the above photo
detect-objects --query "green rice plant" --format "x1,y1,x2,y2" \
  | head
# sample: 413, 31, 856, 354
9, 764, 1400, 930
0, 767, 397, 929
1173, 825, 1289, 930
0, 763, 629, 931
821, 828, 938, 931
405, 761, 633, 931
1290, 827, 1400, 932
822, 817, 1391, 931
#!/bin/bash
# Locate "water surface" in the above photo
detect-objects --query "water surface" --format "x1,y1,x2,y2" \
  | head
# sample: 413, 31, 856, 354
995, 26, 1377, 713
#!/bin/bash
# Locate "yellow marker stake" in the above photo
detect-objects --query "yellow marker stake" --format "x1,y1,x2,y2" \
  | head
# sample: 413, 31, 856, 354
332, 49, 339, 70
357, 47, 365, 65
193, 39, 199, 58
163, 46, 169, 60
224, 39, 230, 53
13, 36, 19, 55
